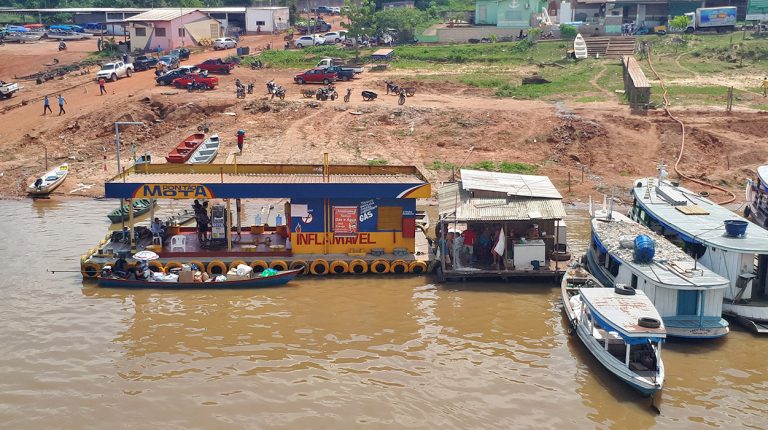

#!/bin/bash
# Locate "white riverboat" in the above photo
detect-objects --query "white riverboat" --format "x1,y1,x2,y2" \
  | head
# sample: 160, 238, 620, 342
629, 166, 768, 334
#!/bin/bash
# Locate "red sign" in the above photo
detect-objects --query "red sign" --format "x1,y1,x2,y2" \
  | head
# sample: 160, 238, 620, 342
333, 206, 358, 235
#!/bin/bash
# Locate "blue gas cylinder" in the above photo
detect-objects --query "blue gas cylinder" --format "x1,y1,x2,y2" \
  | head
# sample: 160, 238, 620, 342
633, 235, 655, 263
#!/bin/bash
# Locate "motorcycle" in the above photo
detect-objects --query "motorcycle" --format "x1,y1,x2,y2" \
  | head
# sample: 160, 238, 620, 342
187, 81, 207, 92
58, 41, 67, 51
236, 85, 246, 99
247, 83, 254, 94
271, 85, 286, 100
316, 84, 337, 101
250, 59, 263, 70
344, 88, 351, 103
266, 79, 277, 95
398, 88, 406, 106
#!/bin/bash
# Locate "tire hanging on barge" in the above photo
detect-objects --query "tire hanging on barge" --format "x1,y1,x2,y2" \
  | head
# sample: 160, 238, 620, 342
229, 260, 247, 271
189, 260, 207, 273
207, 260, 227, 276
270, 260, 288, 271
370, 259, 390, 274
164, 261, 183, 272
409, 260, 427, 274
81, 262, 101, 278
349, 259, 368, 274
148, 261, 165, 273
250, 260, 268, 273
289, 260, 309, 274
390, 260, 408, 274
330, 260, 348, 274
311, 259, 330, 275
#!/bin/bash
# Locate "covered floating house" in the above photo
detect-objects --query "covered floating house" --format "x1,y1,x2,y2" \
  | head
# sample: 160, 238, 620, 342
81, 160, 432, 278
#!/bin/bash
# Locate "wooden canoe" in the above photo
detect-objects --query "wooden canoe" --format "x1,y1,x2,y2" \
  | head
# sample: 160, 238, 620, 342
98, 269, 302, 289
165, 133, 206, 163
188, 134, 220, 164
28, 163, 68, 196
107, 198, 155, 223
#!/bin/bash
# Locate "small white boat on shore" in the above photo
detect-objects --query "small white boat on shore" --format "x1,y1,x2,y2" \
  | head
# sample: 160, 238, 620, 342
5, 32, 42, 42
188, 134, 220, 164
28, 163, 68, 196
574, 33, 588, 59
563, 272, 666, 397
47, 31, 91, 40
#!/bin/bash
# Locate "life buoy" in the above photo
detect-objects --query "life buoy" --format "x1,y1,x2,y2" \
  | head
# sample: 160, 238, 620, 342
349, 259, 368, 274
207, 260, 227, 275
615, 284, 636, 295
250, 260, 268, 273
164, 261, 183, 273
229, 260, 247, 271
330, 260, 348, 274
148, 261, 165, 273
390, 260, 408, 274
289, 260, 309, 275
188, 260, 207, 273
311, 259, 330, 275
638, 317, 661, 328
409, 260, 428, 274
81, 262, 101, 278
371, 259, 390, 274
270, 260, 288, 271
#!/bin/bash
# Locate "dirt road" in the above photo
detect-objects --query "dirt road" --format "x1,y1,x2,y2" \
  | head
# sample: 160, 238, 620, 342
1, 32, 766, 203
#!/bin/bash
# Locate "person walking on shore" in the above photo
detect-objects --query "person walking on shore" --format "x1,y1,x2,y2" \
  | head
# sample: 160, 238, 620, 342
763, 77, 768, 97
57, 94, 66, 115
98, 77, 107, 95
42, 95, 52, 115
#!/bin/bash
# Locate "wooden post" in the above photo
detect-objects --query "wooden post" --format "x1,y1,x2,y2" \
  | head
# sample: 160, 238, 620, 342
226, 198, 232, 251
581, 166, 584, 183
128, 198, 134, 251
568, 172, 571, 193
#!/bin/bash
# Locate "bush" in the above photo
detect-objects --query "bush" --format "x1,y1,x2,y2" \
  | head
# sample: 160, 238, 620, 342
560, 24, 577, 40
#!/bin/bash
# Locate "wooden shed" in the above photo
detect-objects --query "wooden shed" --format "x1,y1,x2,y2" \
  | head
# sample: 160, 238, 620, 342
622, 55, 651, 109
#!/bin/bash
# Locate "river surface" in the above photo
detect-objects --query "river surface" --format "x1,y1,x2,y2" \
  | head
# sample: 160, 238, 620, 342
0, 199, 766, 429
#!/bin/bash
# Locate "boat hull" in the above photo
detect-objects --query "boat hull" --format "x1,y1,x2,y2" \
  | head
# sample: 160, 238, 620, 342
107, 199, 154, 223
98, 269, 301, 289
188, 135, 220, 164
27, 163, 68, 196
166, 133, 206, 163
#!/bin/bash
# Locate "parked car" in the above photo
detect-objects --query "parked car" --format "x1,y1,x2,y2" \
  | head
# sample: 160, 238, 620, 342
155, 68, 191, 85
294, 34, 325, 48
95, 61, 134, 82
316, 57, 363, 74
0, 80, 20, 99
157, 55, 180, 69
171, 73, 219, 89
296, 19, 331, 34
294, 68, 337, 84
329, 6, 341, 15
322, 66, 355, 81
323, 31, 347, 44
169, 48, 190, 60
133, 55, 159, 72
178, 65, 202, 75
196, 58, 236, 74
314, 6, 333, 15
213, 37, 237, 50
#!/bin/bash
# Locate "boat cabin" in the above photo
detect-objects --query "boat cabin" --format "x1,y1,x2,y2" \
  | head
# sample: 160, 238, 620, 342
746, 165, 768, 229
435, 169, 568, 281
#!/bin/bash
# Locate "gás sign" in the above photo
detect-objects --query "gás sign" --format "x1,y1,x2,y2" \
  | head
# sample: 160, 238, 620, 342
133, 184, 214, 199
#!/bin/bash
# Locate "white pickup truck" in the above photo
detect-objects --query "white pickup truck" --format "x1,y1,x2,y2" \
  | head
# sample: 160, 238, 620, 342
96, 61, 134, 82
315, 57, 364, 74
0, 80, 20, 99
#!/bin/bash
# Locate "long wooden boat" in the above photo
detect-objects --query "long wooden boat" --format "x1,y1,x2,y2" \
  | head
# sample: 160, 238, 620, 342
574, 33, 588, 59
47, 31, 89, 40
188, 134, 220, 164
561, 263, 606, 328
27, 163, 68, 196
565, 276, 666, 397
630, 169, 768, 334
166, 133, 206, 163
107, 198, 155, 223
6, 32, 42, 42
98, 268, 302, 289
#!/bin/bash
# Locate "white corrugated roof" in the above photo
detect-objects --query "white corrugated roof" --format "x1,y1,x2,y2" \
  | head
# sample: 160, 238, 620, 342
460, 169, 562, 199
438, 182, 566, 221
124, 8, 203, 22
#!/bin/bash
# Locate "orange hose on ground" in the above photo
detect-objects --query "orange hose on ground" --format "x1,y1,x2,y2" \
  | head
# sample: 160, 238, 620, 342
644, 46, 735, 205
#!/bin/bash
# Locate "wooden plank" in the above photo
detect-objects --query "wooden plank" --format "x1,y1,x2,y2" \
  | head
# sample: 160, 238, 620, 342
622, 55, 651, 88
676, 205, 710, 215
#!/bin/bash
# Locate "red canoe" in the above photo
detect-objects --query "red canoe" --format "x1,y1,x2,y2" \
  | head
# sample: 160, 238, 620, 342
165, 133, 206, 163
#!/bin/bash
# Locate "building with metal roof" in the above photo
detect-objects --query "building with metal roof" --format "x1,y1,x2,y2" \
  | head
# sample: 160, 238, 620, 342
124, 9, 221, 52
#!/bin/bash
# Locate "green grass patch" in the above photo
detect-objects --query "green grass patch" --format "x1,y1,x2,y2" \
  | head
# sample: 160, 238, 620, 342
367, 158, 389, 166
467, 161, 538, 174
426, 159, 457, 171
576, 96, 606, 103
752, 104, 768, 111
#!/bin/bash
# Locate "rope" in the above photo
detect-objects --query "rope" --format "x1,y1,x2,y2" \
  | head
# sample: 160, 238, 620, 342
644, 44, 736, 205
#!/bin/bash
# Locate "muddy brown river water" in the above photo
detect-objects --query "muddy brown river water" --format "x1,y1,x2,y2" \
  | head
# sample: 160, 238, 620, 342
0, 199, 766, 429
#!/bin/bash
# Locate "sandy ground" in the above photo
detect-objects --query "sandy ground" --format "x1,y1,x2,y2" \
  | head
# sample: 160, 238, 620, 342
1, 27, 767, 204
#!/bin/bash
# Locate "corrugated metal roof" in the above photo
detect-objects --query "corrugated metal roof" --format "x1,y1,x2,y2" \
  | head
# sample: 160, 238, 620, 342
460, 169, 562, 199
116, 173, 423, 185
124, 8, 203, 22
438, 182, 566, 221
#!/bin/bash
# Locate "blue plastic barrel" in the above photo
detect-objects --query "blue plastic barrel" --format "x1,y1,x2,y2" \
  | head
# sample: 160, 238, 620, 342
633, 235, 655, 263
724, 220, 748, 237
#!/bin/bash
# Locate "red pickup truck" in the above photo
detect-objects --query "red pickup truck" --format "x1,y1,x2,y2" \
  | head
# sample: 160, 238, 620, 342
172, 73, 219, 89
196, 58, 235, 74
294, 68, 338, 84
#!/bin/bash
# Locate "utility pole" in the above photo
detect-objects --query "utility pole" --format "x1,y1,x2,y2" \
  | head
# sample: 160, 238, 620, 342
114, 121, 145, 175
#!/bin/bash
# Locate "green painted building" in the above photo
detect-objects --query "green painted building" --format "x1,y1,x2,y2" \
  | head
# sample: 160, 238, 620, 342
475, 0, 538, 27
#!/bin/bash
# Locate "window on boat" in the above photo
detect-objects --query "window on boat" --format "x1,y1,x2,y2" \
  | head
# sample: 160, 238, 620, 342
598, 250, 607, 267
590, 237, 597, 251
608, 257, 620, 276
631, 274, 638, 289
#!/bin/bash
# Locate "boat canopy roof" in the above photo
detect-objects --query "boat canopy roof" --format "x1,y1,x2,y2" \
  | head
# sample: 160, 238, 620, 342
633, 178, 768, 253
591, 212, 730, 290
580, 288, 666, 343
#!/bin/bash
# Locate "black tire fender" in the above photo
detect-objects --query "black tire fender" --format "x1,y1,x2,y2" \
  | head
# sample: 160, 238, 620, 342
615, 284, 636, 295
638, 317, 661, 328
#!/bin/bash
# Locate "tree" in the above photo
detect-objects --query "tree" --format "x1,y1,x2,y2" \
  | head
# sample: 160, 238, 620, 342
341, 0, 376, 58
669, 15, 690, 32
559, 24, 576, 40
374, 7, 426, 43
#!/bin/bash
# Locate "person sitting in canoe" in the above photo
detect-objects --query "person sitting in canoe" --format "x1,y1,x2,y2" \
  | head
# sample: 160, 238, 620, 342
113, 254, 129, 278
133, 260, 150, 281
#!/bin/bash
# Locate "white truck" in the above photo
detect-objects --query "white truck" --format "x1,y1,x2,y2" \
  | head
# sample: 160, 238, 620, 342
684, 7, 737, 34
0, 81, 20, 99
96, 61, 134, 82
315, 58, 364, 74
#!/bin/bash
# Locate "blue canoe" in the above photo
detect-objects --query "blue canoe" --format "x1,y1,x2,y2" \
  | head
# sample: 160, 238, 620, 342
97, 269, 302, 289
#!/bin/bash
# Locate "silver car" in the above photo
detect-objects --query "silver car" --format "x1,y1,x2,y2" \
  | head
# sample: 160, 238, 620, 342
213, 37, 237, 50
294, 34, 326, 48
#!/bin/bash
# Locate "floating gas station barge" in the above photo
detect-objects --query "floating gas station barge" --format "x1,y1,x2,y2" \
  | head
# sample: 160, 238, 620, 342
80, 160, 433, 278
